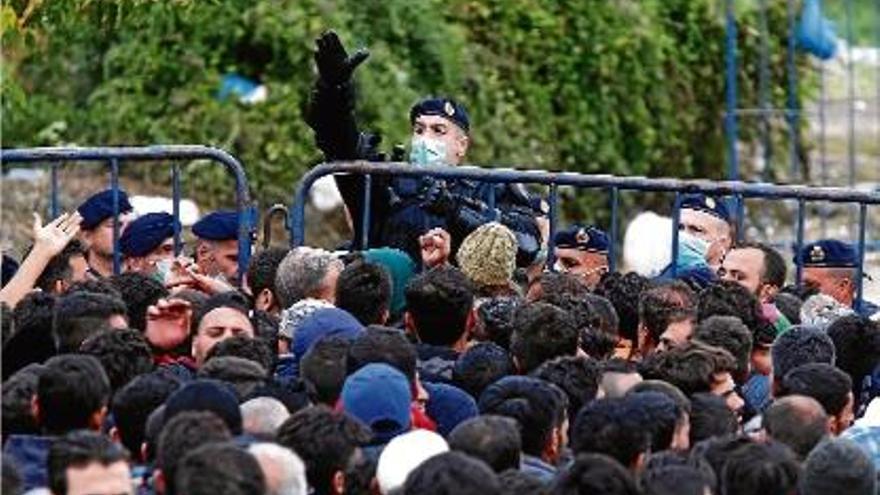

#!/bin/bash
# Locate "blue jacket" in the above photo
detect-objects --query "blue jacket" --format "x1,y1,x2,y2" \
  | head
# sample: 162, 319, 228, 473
3, 434, 54, 491
521, 454, 557, 483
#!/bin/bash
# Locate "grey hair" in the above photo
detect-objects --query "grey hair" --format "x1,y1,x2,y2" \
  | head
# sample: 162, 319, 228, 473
248, 442, 307, 495
275, 247, 343, 309
240, 397, 290, 437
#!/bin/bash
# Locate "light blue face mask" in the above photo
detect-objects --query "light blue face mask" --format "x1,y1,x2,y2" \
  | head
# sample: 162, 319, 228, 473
152, 258, 173, 284
677, 232, 710, 269
409, 137, 448, 167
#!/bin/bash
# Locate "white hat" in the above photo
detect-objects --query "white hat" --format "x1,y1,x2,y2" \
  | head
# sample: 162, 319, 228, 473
376, 429, 449, 494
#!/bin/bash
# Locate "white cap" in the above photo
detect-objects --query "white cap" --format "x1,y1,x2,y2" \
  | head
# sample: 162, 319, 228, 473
376, 429, 449, 494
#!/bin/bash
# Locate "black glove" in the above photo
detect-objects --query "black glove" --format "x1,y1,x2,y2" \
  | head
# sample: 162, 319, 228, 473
314, 30, 370, 87
420, 179, 458, 217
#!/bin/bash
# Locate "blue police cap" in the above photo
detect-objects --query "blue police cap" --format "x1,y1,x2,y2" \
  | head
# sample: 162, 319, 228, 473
679, 194, 731, 223
76, 189, 133, 230
795, 239, 857, 268
553, 225, 609, 253
409, 97, 470, 133
192, 210, 239, 241
119, 212, 178, 258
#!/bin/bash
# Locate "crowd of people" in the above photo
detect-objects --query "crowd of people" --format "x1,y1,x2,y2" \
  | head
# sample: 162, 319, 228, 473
1, 28, 879, 495
0, 175, 878, 495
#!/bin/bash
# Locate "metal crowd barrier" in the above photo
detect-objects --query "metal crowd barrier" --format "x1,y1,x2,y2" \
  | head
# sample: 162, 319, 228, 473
291, 162, 879, 310
1, 145, 254, 281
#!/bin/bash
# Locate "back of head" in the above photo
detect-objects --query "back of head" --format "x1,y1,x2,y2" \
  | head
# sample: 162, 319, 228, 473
248, 442, 307, 495
826, 315, 880, 399
347, 326, 417, 383
111, 370, 182, 460
38, 354, 111, 435
448, 415, 522, 473
641, 465, 713, 495
474, 296, 521, 349
5, 292, 56, 379
108, 272, 168, 331
478, 376, 567, 457
694, 315, 753, 382
640, 341, 736, 395
697, 280, 763, 332
638, 280, 697, 344
531, 356, 602, 423
335, 260, 392, 326
276, 405, 372, 495
275, 247, 342, 309
771, 324, 836, 380
688, 393, 738, 446
206, 335, 276, 375
773, 291, 804, 324
247, 247, 289, 305
763, 395, 829, 460
48, 430, 129, 495
570, 398, 650, 468
550, 453, 639, 495
34, 239, 87, 292
2, 364, 46, 436
301, 336, 352, 405
198, 356, 268, 400
594, 272, 650, 343
377, 429, 449, 494
452, 341, 515, 399
720, 441, 800, 495
405, 266, 474, 346
402, 451, 501, 495
241, 397, 290, 438
802, 438, 876, 495
510, 302, 579, 373
158, 410, 233, 495
53, 291, 127, 353
499, 469, 549, 495
778, 363, 853, 418
79, 329, 154, 393
164, 379, 243, 435
175, 442, 265, 495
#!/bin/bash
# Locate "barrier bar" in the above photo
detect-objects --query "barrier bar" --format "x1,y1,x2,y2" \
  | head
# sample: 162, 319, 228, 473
110, 158, 121, 275
725, 0, 739, 181
547, 183, 559, 270
172, 163, 182, 256
360, 175, 372, 250
795, 198, 806, 286
856, 203, 867, 313
609, 187, 619, 273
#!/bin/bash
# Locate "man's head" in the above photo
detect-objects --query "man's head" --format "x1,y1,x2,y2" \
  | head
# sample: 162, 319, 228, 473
246, 247, 289, 314
120, 212, 178, 276
797, 240, 859, 307
79, 329, 154, 393
531, 356, 603, 425
192, 210, 241, 283
552, 453, 639, 495
763, 395, 830, 460
478, 376, 568, 464
402, 452, 501, 495
693, 315, 753, 384
77, 188, 134, 264
594, 272, 651, 354
778, 363, 855, 434
276, 406, 372, 495
510, 302, 579, 373
770, 324, 836, 392
376, 429, 450, 494
600, 359, 643, 399
111, 370, 182, 462
247, 443, 307, 495
301, 336, 351, 405
409, 97, 470, 166
719, 441, 800, 495
156, 411, 233, 495
340, 363, 412, 445
2, 364, 46, 436
191, 292, 254, 366
802, 438, 876, 495
335, 260, 392, 326
275, 247, 343, 309
827, 315, 880, 407
241, 397, 290, 438
34, 239, 89, 294
405, 266, 474, 349
448, 415, 522, 473
48, 430, 131, 495
347, 326, 418, 384
637, 281, 697, 355
36, 354, 111, 435
719, 242, 786, 303
677, 194, 733, 266
552, 225, 610, 289
687, 392, 738, 446
697, 280, 763, 332
570, 397, 651, 469
53, 291, 128, 353
453, 342, 516, 399
174, 442, 266, 495
108, 272, 169, 331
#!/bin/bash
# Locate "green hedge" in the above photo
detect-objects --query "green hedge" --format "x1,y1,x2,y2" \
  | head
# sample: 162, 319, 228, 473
2, 0, 813, 216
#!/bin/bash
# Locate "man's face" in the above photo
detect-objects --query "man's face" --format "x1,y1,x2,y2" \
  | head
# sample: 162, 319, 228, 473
553, 248, 608, 289
679, 209, 731, 265
751, 346, 772, 376
64, 460, 133, 495
719, 248, 766, 298
192, 307, 254, 365
412, 115, 469, 166
833, 392, 855, 435
82, 213, 134, 258
125, 238, 175, 276
711, 371, 744, 416
803, 267, 855, 306
657, 318, 695, 352
66, 255, 91, 288
197, 239, 240, 282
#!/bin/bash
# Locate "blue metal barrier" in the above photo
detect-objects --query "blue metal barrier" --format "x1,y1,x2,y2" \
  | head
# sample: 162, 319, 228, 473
1, 145, 254, 282
290, 162, 879, 310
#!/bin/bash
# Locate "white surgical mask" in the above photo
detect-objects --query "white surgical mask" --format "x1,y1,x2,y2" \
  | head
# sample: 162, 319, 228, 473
409, 137, 448, 167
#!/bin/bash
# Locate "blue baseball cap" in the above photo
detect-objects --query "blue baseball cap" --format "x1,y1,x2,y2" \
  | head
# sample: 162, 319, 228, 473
119, 212, 179, 257
77, 189, 133, 230
795, 239, 858, 268
423, 382, 478, 437
554, 225, 609, 253
341, 363, 412, 444
192, 210, 238, 241
292, 307, 364, 368
679, 194, 731, 223
409, 97, 470, 133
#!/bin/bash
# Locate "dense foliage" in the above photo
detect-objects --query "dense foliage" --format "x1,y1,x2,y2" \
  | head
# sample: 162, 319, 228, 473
3, 0, 815, 216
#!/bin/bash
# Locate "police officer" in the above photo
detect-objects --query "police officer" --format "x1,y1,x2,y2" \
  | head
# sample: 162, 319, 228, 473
119, 212, 179, 278
76, 188, 134, 277
678, 193, 733, 269
795, 239, 878, 318
552, 225, 610, 290
192, 210, 241, 284
306, 30, 541, 266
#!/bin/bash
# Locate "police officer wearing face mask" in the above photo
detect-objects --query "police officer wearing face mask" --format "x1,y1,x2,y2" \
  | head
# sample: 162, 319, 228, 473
306, 30, 542, 267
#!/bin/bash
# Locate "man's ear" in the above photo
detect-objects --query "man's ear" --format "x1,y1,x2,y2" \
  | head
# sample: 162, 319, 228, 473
464, 307, 477, 337
255, 288, 275, 312
31, 395, 41, 426
109, 426, 121, 443
380, 308, 390, 326
153, 469, 166, 495
332, 470, 346, 495
404, 312, 418, 339
89, 405, 108, 432
52, 279, 66, 295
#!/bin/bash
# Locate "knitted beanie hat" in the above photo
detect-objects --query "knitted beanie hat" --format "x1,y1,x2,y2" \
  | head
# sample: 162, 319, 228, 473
456, 222, 517, 288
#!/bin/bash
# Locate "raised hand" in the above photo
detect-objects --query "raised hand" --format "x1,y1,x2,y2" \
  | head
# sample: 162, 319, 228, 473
32, 211, 82, 257
144, 298, 192, 351
314, 30, 369, 86
419, 227, 452, 268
